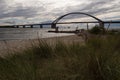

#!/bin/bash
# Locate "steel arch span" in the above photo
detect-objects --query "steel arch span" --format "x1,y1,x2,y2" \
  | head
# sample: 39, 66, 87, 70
51, 12, 104, 28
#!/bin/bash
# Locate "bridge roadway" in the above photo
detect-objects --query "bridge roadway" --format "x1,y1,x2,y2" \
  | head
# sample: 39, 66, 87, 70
0, 21, 120, 28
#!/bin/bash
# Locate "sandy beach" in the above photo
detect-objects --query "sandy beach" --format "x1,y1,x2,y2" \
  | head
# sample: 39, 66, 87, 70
0, 35, 84, 56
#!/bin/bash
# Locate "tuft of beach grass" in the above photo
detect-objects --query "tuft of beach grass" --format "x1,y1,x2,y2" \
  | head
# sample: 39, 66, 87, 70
0, 34, 120, 80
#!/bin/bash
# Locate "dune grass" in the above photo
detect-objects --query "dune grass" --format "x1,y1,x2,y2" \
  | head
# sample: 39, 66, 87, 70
0, 34, 120, 80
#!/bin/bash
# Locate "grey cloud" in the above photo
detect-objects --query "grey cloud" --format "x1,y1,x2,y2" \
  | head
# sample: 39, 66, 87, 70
88, 1, 120, 14
0, 5, 45, 19
0, 0, 6, 5
55, 0, 120, 20
66, 0, 113, 13
45, 1, 110, 20
0, 0, 120, 24
0, 0, 8, 12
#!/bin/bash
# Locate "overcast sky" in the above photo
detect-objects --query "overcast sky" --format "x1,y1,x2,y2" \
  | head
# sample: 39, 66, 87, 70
0, 0, 120, 25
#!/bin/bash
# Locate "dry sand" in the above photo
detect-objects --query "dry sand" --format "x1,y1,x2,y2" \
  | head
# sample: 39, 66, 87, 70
0, 35, 84, 56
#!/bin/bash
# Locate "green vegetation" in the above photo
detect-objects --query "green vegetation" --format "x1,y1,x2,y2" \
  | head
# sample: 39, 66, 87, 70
89, 25, 105, 34
107, 29, 120, 35
0, 34, 120, 80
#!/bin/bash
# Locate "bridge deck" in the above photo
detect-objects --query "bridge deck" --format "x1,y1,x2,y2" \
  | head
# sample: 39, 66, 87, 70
0, 21, 120, 28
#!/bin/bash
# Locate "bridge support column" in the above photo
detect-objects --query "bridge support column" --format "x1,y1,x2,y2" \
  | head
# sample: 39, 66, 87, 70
30, 25, 33, 28
16, 25, 19, 28
55, 27, 59, 33
87, 23, 89, 30
51, 23, 56, 28
99, 22, 105, 34
40, 25, 43, 28
23, 25, 25, 28
99, 22, 104, 28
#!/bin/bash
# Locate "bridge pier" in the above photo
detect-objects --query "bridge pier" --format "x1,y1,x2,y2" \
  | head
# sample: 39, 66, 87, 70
99, 22, 104, 28
30, 25, 33, 28
23, 25, 25, 28
40, 25, 43, 28
87, 23, 89, 30
16, 25, 19, 28
99, 22, 105, 33
55, 27, 59, 33
51, 23, 56, 28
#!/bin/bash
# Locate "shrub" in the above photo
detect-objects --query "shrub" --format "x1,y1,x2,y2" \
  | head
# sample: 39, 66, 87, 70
89, 25, 103, 34
108, 29, 119, 35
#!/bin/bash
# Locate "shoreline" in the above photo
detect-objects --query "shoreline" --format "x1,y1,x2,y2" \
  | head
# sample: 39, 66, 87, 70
0, 35, 84, 56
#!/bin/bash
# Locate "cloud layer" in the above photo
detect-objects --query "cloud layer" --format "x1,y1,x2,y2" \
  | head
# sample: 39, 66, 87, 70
0, 0, 120, 25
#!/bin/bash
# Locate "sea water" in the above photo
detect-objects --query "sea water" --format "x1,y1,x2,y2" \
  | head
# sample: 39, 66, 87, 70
0, 23, 120, 40
0, 28, 74, 40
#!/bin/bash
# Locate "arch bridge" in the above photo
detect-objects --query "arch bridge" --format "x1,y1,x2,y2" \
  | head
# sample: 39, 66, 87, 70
51, 12, 104, 28
1, 12, 120, 30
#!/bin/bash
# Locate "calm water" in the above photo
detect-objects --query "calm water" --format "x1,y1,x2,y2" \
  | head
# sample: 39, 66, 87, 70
0, 28, 74, 40
0, 23, 120, 40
